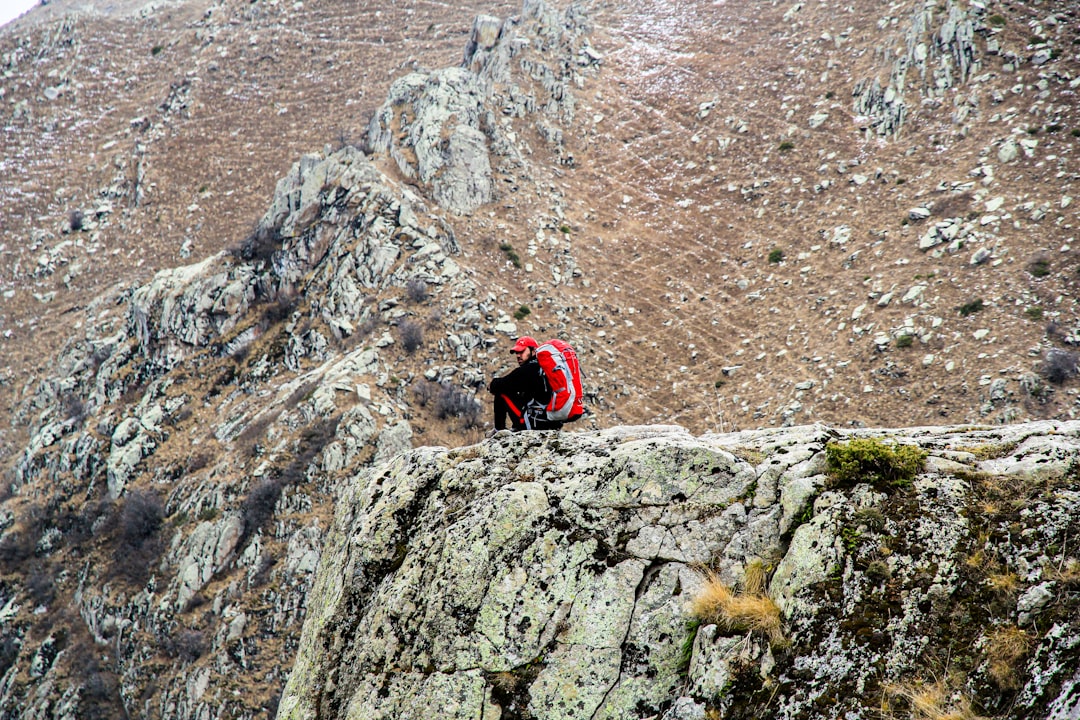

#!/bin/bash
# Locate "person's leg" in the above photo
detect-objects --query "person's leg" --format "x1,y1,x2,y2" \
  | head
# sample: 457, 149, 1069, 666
495, 393, 527, 430
493, 394, 509, 430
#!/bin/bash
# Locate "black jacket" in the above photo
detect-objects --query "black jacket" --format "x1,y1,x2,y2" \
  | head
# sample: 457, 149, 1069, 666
490, 359, 548, 406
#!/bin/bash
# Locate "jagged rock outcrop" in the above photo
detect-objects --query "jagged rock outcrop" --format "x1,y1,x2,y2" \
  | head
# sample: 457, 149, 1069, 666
367, 0, 595, 214
854, 0, 983, 136
280, 422, 1080, 720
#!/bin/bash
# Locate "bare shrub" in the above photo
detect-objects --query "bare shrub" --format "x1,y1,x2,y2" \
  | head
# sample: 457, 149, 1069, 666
114, 489, 164, 582
0, 636, 18, 679
27, 563, 55, 606
238, 477, 283, 547
1040, 349, 1079, 384
165, 629, 208, 663
230, 224, 282, 267
406, 277, 429, 303
119, 490, 164, 548
398, 320, 423, 354
412, 380, 439, 407
435, 384, 482, 429
64, 640, 123, 720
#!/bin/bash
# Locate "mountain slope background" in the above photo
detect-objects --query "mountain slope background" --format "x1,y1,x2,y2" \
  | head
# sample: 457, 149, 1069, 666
0, 0, 1078, 717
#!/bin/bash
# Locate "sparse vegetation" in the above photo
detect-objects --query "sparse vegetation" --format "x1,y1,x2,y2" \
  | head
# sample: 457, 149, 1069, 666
1024, 306, 1044, 321
1027, 256, 1051, 278
688, 568, 785, 646
825, 438, 927, 489
115, 489, 165, 582
778, 141, 795, 152
895, 334, 914, 348
984, 626, 1032, 690
768, 248, 784, 263
434, 383, 482, 428
1040, 348, 1078, 384
987, 13, 1006, 26
513, 305, 531, 320
406, 277, 429, 303
151, 45, 164, 56
499, 242, 522, 268
957, 299, 984, 317
398, 319, 424, 354
882, 679, 987, 720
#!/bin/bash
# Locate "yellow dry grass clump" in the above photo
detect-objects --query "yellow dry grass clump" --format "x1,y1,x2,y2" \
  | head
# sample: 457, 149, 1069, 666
882, 679, 988, 720
984, 626, 1032, 690
689, 566, 785, 646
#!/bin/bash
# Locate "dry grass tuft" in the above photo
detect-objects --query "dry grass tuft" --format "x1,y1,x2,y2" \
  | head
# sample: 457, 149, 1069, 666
882, 679, 988, 720
689, 568, 785, 646
986, 571, 1020, 597
984, 626, 1032, 690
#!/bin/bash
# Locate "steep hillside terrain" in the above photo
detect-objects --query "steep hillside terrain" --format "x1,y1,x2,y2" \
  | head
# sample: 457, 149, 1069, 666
0, 0, 1079, 717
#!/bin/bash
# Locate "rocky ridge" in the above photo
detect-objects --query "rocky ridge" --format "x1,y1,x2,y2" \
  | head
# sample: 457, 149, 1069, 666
1, 0, 1080, 718
279, 421, 1080, 720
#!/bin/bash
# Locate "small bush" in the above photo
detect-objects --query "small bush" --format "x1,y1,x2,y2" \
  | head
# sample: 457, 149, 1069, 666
231, 224, 281, 267
825, 438, 927, 488
1072, 129, 1080, 138
895, 334, 914, 348
513, 305, 531, 321
825, 90, 835, 99
1025, 306, 1044, 321
499, 243, 522, 268
778, 141, 795, 152
958, 299, 984, 317
435, 384, 482, 429
413, 380, 438, 407
1027, 257, 1051, 278
165, 630, 207, 663
1040, 349, 1079, 384
118, 490, 163, 550
239, 477, 283, 545
1046, 124, 1063, 134
151, 45, 163, 55
987, 13, 1006, 26
398, 320, 423, 354
115, 489, 165, 582
768, 248, 784, 263
406, 277, 429, 303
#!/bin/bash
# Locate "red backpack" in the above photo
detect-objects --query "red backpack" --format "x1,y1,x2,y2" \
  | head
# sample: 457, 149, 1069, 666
535, 339, 584, 422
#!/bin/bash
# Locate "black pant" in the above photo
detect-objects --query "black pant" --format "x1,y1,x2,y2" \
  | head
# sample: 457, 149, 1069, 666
494, 394, 563, 431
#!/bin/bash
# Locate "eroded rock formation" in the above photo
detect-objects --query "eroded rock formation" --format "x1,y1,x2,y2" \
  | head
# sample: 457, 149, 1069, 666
280, 422, 1080, 720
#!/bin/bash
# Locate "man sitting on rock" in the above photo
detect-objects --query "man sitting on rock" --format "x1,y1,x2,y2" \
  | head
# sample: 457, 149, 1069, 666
488, 336, 564, 432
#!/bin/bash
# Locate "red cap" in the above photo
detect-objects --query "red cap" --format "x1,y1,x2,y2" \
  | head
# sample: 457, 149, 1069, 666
510, 336, 538, 353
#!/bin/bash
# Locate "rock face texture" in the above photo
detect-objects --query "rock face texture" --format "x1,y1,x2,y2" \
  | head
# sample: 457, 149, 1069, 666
280, 422, 1080, 720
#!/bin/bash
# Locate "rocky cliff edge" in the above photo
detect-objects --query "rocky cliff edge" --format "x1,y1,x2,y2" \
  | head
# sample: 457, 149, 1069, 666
279, 421, 1080, 720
